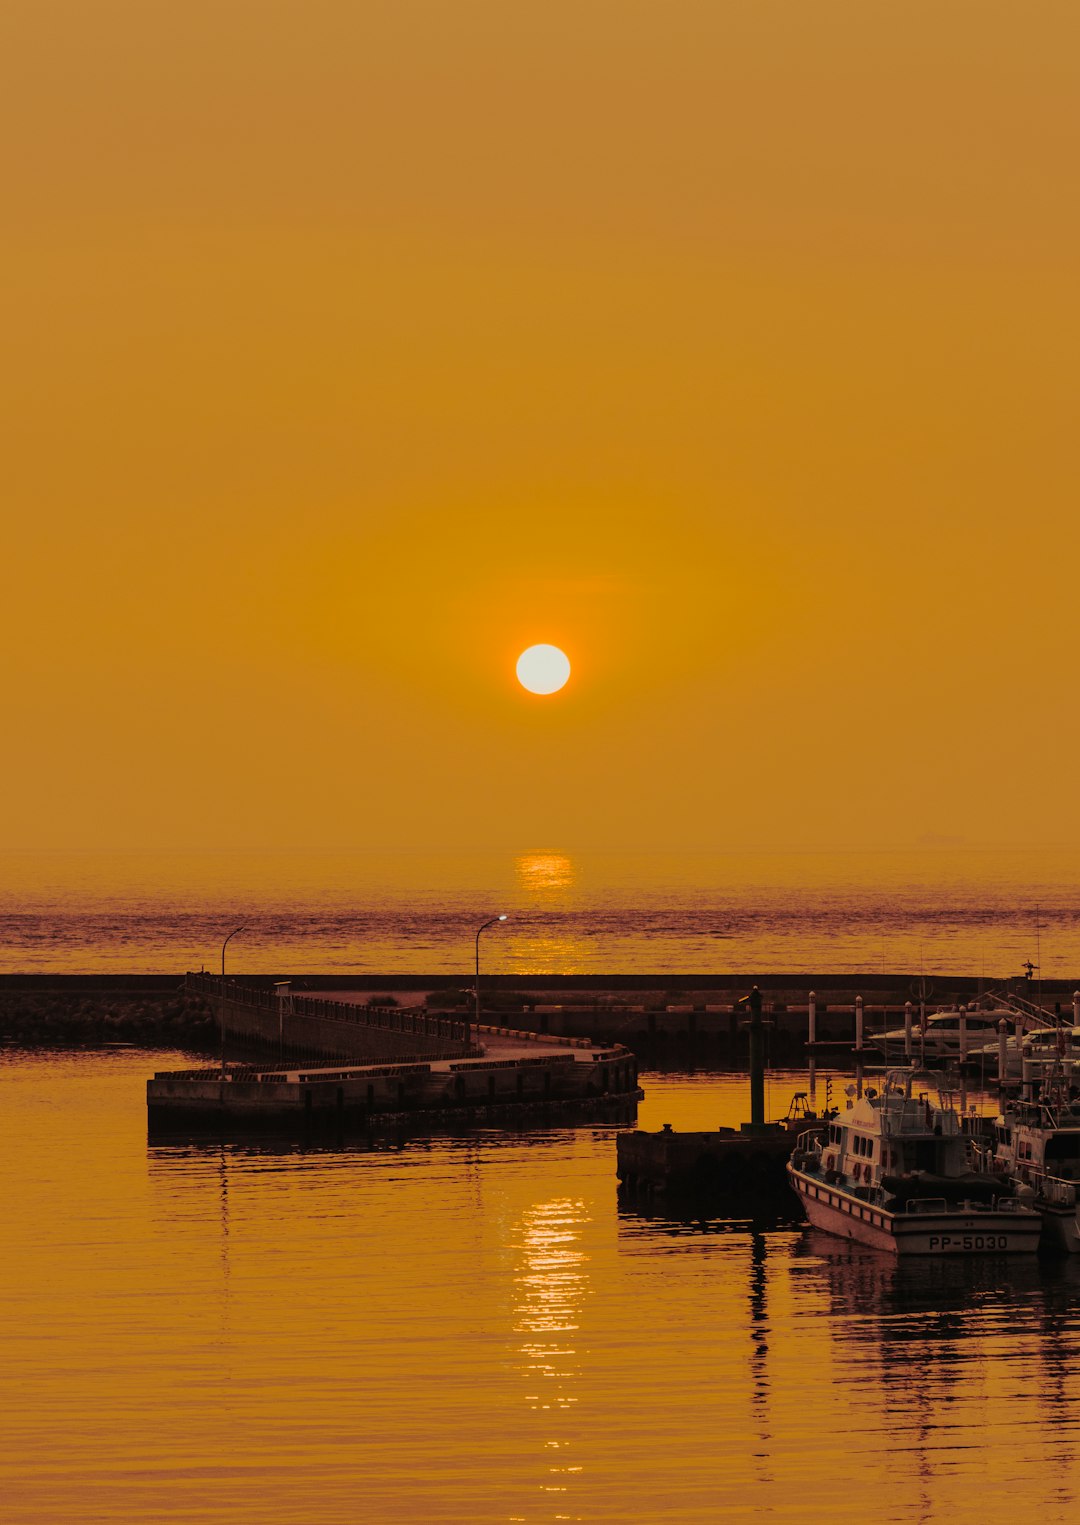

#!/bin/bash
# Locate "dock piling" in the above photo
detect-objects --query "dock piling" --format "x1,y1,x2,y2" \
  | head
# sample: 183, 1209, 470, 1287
747, 986, 765, 1130
1022, 1041, 1035, 1102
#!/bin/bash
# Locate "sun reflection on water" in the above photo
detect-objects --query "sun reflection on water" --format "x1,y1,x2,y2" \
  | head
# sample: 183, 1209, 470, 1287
510, 853, 594, 973
514, 853, 577, 900
512, 1196, 591, 1502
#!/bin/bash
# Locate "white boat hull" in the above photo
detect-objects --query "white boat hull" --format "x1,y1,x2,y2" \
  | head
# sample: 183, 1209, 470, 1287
1036, 1203, 1080, 1254
789, 1167, 1041, 1256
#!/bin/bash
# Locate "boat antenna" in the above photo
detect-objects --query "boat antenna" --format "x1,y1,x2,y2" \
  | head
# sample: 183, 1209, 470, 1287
1035, 902, 1044, 1018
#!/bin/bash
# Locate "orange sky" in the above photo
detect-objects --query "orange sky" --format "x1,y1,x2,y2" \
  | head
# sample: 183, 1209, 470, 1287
4, 1, 1079, 853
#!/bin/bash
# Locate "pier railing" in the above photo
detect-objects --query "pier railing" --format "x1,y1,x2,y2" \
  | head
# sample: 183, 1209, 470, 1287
474, 1021, 597, 1051
185, 972, 476, 1055
185, 973, 624, 1058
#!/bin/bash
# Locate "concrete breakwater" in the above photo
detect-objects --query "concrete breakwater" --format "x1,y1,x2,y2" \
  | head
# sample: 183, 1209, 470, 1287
148, 976, 642, 1132
147, 1045, 642, 1134
187, 973, 479, 1067
2, 971, 1071, 1054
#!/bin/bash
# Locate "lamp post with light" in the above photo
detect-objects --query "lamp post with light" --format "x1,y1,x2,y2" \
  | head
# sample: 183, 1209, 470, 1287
219, 925, 246, 1080
473, 915, 508, 1051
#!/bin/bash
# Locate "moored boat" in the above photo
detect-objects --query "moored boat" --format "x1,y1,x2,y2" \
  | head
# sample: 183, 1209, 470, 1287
880, 1009, 1010, 1059
967, 1024, 1080, 1079
978, 1075, 1080, 1252
787, 1068, 1041, 1255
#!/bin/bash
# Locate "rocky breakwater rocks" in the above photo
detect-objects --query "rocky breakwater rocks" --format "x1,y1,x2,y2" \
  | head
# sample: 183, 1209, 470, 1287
0, 984, 215, 1048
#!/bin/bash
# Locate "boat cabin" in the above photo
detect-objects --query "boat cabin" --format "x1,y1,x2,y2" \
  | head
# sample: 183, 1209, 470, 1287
819, 1081, 971, 1191
994, 1103, 1080, 1184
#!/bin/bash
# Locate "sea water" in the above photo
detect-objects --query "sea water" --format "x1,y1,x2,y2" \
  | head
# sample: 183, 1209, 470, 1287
5, 1054, 1080, 1524
0, 847, 1076, 977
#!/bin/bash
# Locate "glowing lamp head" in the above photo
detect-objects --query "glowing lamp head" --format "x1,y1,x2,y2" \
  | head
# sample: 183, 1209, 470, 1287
516, 644, 571, 695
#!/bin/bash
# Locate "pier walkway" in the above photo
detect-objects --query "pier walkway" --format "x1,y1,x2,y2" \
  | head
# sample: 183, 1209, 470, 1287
148, 977, 642, 1131
300, 988, 599, 1062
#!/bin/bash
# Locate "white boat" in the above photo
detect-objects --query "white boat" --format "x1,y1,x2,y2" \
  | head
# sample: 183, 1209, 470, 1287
880, 1009, 1008, 1059
787, 1069, 1041, 1256
980, 1080, 1080, 1252
967, 1025, 1080, 1078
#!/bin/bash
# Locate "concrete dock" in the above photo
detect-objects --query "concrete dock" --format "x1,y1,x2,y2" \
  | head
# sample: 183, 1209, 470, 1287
616, 1123, 800, 1201
616, 988, 817, 1203
148, 986, 642, 1132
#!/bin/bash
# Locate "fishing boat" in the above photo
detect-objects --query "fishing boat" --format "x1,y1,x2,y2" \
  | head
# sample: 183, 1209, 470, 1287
787, 1068, 1041, 1255
979, 1073, 1080, 1252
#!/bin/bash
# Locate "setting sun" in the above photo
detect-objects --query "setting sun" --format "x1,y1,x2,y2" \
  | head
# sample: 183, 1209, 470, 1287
516, 644, 571, 695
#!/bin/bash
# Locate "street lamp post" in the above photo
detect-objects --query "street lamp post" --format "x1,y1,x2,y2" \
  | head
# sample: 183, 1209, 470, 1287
219, 926, 246, 1080
473, 915, 508, 1051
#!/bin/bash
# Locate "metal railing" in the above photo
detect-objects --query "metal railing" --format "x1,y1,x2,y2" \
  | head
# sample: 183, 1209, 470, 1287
1037, 1173, 1078, 1208
185, 973, 476, 1047
879, 1105, 961, 1137
448, 1053, 576, 1073
979, 989, 1061, 1030
185, 973, 616, 1057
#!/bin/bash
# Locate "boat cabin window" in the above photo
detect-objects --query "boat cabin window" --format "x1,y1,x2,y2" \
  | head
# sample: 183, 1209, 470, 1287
995, 1126, 1012, 1146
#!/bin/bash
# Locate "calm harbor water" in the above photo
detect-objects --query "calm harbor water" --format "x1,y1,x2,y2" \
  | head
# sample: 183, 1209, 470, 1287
6, 1052, 1080, 1523
1, 848, 1078, 977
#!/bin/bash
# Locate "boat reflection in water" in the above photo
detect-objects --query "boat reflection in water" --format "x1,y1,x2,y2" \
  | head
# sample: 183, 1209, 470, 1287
617, 1188, 1080, 1520
796, 1231, 1080, 1517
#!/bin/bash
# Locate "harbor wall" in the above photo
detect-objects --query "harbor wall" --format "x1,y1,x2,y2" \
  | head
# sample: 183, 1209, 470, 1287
149, 1048, 639, 1121
6, 973, 1068, 998
190, 976, 475, 1066
4, 973, 1076, 1054
147, 1035, 642, 1132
